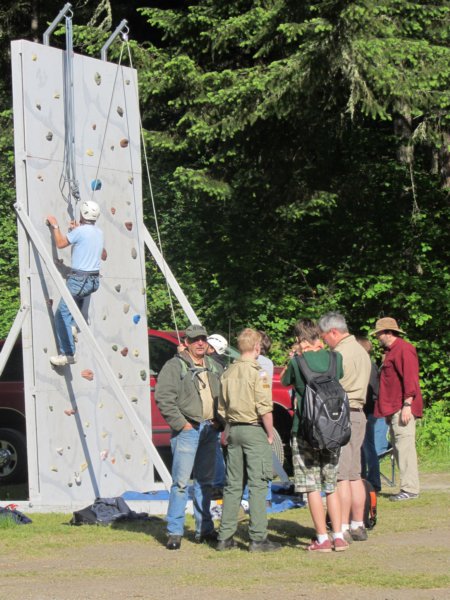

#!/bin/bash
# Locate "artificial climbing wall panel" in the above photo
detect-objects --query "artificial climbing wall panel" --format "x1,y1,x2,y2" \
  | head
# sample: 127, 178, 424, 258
11, 40, 160, 508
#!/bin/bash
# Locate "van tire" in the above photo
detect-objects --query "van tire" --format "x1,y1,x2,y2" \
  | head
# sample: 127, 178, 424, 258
0, 428, 28, 485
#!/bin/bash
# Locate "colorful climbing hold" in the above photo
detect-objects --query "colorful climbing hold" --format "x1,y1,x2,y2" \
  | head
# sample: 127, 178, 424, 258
123, 304, 130, 314
100, 450, 109, 461
140, 370, 147, 381
91, 179, 102, 191
94, 72, 102, 85
64, 408, 77, 416
36, 103, 41, 110
130, 397, 138, 404
46, 132, 53, 141
112, 344, 118, 351
117, 106, 124, 117
133, 315, 141, 324
53, 92, 60, 99
120, 138, 129, 148
128, 176, 134, 184
132, 349, 139, 357
86, 149, 94, 156
114, 284, 121, 292
124, 221, 133, 231
131, 248, 137, 259
92, 123, 97, 130
111, 207, 116, 215
121, 347, 128, 357
81, 369, 94, 381
31, 54, 37, 61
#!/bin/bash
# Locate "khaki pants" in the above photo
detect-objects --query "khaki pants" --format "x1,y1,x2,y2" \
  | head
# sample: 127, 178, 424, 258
389, 410, 420, 495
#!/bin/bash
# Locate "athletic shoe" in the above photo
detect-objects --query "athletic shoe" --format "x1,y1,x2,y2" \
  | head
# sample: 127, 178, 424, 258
343, 530, 353, 544
350, 526, 368, 542
306, 538, 332, 553
249, 539, 282, 553
216, 538, 235, 551
389, 490, 419, 502
333, 538, 349, 552
166, 534, 182, 550
50, 354, 76, 366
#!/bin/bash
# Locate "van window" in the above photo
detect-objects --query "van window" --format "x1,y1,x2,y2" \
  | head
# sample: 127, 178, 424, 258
148, 336, 177, 375
0, 344, 24, 382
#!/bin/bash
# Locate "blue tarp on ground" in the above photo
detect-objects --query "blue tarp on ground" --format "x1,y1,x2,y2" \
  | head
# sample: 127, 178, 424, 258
122, 483, 306, 514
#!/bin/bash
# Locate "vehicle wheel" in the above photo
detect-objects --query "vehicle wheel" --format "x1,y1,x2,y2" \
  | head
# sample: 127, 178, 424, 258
0, 428, 28, 485
271, 427, 285, 477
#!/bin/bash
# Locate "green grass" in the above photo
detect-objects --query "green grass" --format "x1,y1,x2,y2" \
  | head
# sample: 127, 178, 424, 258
1, 485, 449, 595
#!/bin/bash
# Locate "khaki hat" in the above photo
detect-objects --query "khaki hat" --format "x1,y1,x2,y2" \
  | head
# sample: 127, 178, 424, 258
185, 323, 208, 339
370, 317, 406, 336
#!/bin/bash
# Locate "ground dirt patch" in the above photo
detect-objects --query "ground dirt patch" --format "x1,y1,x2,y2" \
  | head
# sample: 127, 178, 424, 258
0, 473, 449, 600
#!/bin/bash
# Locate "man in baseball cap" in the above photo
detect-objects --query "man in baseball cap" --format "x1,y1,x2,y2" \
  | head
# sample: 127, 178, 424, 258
371, 317, 423, 501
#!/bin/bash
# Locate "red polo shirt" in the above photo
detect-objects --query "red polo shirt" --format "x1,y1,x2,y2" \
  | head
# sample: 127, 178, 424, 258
375, 337, 423, 418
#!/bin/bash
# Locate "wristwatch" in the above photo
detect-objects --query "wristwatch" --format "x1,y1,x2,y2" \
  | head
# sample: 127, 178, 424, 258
403, 402, 412, 408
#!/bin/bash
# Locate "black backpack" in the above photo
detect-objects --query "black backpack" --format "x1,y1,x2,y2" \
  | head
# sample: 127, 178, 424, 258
296, 352, 351, 452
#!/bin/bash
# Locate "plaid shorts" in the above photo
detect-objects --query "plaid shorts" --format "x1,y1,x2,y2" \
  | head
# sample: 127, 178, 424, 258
291, 435, 340, 494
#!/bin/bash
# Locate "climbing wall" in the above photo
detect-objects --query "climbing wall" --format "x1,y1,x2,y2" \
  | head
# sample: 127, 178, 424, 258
11, 40, 166, 509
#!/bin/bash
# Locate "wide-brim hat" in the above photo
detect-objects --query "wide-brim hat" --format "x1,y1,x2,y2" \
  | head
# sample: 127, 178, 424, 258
370, 317, 406, 336
185, 323, 208, 339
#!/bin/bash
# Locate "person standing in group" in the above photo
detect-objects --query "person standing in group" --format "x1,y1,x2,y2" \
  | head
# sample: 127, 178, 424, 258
216, 328, 281, 553
155, 324, 224, 550
356, 337, 390, 494
206, 333, 229, 496
281, 318, 348, 552
46, 201, 105, 367
318, 312, 371, 543
371, 317, 423, 501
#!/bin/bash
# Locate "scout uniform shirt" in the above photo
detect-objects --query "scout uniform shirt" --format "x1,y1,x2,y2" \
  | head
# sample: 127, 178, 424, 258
218, 357, 272, 424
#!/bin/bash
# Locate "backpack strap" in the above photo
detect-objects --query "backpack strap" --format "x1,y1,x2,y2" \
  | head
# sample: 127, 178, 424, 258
296, 351, 338, 382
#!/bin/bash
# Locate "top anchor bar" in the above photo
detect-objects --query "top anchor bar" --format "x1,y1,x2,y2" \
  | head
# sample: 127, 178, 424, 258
43, 3, 73, 46
101, 20, 129, 61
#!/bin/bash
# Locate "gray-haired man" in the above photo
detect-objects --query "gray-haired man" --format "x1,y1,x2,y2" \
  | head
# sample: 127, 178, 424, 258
318, 312, 371, 542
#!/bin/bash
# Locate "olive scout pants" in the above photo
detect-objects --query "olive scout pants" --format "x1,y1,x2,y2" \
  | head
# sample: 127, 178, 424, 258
218, 424, 273, 542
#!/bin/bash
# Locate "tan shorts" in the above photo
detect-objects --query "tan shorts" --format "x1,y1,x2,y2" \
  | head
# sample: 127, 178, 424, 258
338, 410, 366, 481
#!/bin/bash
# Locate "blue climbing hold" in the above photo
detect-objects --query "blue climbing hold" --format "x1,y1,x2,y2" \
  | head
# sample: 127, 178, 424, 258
91, 179, 102, 191
133, 315, 141, 324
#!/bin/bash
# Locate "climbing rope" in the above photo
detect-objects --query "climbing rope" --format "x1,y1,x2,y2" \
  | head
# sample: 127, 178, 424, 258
125, 41, 181, 343
59, 10, 80, 217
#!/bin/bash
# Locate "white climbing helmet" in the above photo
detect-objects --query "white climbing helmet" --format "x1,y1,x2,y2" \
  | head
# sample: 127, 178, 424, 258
207, 333, 228, 355
80, 200, 100, 222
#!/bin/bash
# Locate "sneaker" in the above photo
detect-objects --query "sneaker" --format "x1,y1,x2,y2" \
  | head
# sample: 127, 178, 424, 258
166, 534, 182, 550
350, 526, 368, 542
333, 538, 349, 552
306, 538, 332, 553
249, 539, 282, 553
343, 530, 353, 545
389, 490, 419, 502
216, 538, 235, 551
71, 326, 78, 343
50, 354, 76, 366
195, 529, 218, 544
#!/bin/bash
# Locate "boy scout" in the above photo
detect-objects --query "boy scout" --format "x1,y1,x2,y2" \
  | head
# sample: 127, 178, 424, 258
216, 328, 281, 552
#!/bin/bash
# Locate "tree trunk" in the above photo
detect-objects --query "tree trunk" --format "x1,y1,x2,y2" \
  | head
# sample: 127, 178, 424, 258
440, 131, 450, 190
393, 103, 413, 165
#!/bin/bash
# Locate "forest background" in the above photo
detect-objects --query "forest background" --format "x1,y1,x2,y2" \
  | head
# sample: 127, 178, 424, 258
0, 1, 449, 457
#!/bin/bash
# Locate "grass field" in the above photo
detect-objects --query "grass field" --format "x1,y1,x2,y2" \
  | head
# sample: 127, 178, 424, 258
1, 470, 449, 600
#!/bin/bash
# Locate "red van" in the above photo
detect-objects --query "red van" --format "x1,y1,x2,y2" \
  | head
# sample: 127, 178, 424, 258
0, 330, 293, 484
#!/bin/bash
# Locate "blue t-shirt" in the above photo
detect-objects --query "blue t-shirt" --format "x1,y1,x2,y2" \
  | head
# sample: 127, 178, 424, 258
67, 224, 104, 272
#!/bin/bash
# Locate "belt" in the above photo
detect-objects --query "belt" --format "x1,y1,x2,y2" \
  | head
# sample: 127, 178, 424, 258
229, 422, 261, 427
70, 269, 99, 276
350, 407, 363, 412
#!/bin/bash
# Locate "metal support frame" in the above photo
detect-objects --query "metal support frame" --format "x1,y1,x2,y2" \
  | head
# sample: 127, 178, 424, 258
144, 227, 201, 325
101, 20, 129, 61
14, 202, 172, 489
43, 3, 73, 46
